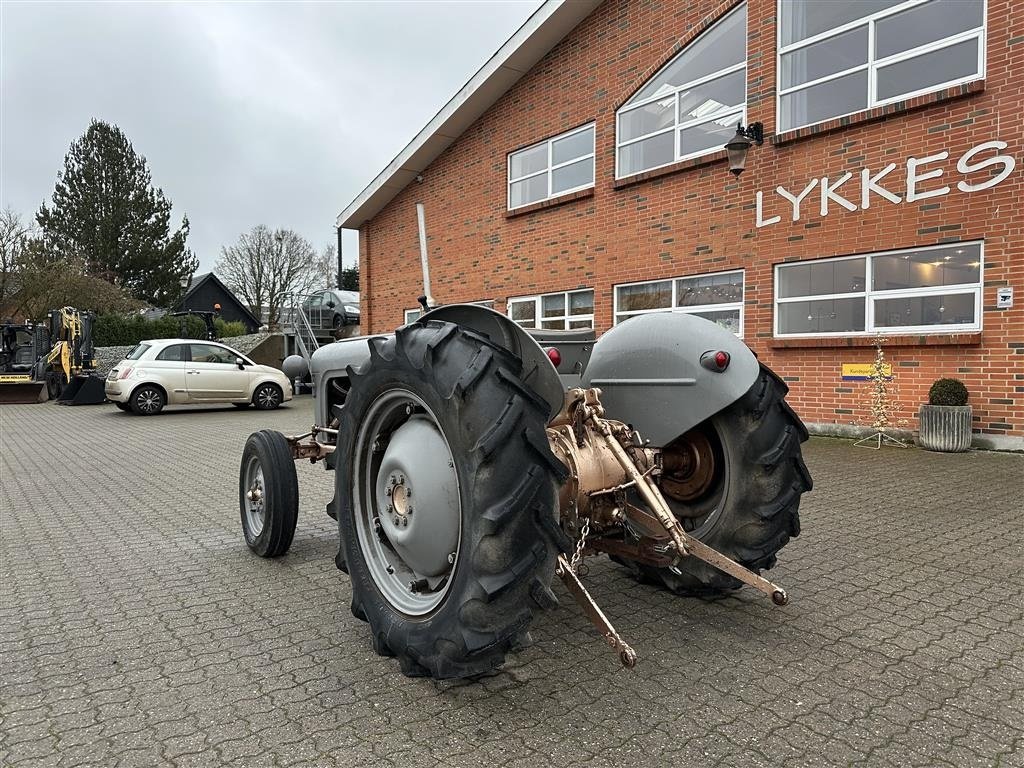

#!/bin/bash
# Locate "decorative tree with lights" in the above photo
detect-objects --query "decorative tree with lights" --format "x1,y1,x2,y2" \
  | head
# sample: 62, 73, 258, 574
854, 335, 908, 449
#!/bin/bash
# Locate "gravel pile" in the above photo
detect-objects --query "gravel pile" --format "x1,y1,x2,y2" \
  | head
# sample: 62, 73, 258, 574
92, 333, 274, 377
92, 346, 133, 377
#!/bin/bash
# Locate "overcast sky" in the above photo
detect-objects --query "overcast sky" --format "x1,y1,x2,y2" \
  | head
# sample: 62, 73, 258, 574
1, 0, 542, 273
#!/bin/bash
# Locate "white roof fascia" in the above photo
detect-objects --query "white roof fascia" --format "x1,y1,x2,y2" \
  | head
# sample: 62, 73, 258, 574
336, 0, 602, 230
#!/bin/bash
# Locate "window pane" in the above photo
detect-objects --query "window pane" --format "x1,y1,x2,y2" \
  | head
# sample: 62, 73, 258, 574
618, 131, 675, 176
778, 258, 866, 298
780, 69, 867, 130
631, 5, 746, 103
676, 272, 743, 306
191, 344, 233, 364
778, 298, 866, 334
540, 319, 565, 330
541, 293, 565, 318
874, 293, 976, 328
156, 345, 176, 361
780, 26, 868, 90
690, 308, 741, 334
876, 38, 979, 102
509, 144, 547, 180
510, 301, 536, 325
780, 0, 902, 46
551, 158, 593, 195
552, 127, 593, 165
569, 319, 593, 330
569, 291, 594, 315
872, 245, 981, 291
875, 0, 983, 60
679, 116, 739, 159
617, 282, 672, 312
509, 175, 548, 208
619, 101, 674, 143
678, 69, 745, 124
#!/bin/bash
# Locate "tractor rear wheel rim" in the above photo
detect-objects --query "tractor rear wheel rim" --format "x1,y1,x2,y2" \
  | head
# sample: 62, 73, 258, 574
353, 389, 461, 617
243, 456, 266, 536
660, 424, 729, 536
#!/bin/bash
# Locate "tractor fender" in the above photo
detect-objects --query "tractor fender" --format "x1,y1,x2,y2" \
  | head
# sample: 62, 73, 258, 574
420, 304, 563, 422
581, 313, 760, 446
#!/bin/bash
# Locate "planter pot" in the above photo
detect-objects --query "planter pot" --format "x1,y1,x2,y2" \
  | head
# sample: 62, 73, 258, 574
918, 404, 972, 452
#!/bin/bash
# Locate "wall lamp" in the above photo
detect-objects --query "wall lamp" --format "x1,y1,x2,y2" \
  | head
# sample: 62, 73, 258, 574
725, 122, 764, 177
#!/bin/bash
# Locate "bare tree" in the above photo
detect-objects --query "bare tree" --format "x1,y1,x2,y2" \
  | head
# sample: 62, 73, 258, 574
216, 226, 319, 327
317, 243, 337, 290
0, 208, 35, 311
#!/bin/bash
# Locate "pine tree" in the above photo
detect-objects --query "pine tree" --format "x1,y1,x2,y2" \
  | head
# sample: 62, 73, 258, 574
35, 119, 197, 306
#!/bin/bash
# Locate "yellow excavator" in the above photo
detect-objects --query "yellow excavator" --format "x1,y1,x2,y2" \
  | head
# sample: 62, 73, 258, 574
42, 307, 105, 404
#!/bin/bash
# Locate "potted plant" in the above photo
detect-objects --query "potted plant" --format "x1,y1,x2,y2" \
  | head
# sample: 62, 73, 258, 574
918, 378, 972, 452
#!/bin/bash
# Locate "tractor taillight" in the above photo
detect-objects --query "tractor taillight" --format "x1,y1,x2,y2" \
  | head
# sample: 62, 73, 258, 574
700, 350, 730, 372
545, 347, 562, 367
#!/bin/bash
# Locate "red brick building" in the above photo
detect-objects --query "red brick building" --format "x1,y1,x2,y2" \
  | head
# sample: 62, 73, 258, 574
338, 0, 1023, 450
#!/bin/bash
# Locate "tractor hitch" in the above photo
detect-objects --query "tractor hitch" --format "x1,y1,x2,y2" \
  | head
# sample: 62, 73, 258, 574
555, 554, 637, 669
551, 388, 791, 669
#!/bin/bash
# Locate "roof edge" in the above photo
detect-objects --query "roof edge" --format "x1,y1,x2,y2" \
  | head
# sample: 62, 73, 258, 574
336, 0, 602, 231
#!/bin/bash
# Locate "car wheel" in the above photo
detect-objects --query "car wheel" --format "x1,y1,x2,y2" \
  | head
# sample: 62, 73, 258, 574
130, 385, 165, 415
332, 313, 344, 330
114, 402, 131, 412
253, 383, 283, 410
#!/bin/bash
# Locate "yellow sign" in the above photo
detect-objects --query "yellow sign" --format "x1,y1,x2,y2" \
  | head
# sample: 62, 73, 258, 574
842, 363, 892, 380
0, 374, 32, 383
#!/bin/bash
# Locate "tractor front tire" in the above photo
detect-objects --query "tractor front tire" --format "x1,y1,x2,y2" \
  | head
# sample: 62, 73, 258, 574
336, 321, 564, 679
239, 430, 299, 557
626, 365, 812, 595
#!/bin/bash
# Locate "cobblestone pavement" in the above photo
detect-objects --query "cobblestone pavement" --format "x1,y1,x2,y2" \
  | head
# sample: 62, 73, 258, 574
1, 399, 1022, 767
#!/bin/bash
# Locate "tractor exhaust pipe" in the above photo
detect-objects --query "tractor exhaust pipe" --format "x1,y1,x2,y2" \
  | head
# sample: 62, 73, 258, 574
416, 203, 437, 312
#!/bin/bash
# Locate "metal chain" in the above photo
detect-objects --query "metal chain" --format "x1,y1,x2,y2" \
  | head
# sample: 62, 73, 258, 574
570, 518, 591, 574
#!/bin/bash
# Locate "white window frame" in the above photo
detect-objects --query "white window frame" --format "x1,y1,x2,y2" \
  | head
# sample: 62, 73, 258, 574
613, 269, 745, 337
507, 124, 595, 210
776, 0, 987, 133
773, 241, 984, 338
506, 289, 595, 330
615, 3, 747, 179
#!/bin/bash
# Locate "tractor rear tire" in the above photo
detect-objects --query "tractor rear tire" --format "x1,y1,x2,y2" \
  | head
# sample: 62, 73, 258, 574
336, 321, 564, 679
625, 364, 812, 595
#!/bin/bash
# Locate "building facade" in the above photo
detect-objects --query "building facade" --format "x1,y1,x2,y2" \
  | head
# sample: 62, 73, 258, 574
339, 0, 1023, 448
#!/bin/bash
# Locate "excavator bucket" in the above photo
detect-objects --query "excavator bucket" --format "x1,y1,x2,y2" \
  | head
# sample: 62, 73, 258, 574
0, 375, 47, 404
56, 375, 106, 406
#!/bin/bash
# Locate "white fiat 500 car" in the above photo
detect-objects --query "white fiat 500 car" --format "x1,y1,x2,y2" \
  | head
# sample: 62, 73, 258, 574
105, 339, 293, 415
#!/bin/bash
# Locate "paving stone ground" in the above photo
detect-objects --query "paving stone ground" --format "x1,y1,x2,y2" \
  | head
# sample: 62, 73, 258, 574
1, 398, 1022, 767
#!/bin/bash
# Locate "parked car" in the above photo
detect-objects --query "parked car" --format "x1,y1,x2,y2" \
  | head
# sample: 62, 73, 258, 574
105, 339, 293, 415
302, 289, 360, 331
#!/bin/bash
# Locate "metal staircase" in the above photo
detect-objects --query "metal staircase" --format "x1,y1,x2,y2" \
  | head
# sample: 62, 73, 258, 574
283, 293, 319, 366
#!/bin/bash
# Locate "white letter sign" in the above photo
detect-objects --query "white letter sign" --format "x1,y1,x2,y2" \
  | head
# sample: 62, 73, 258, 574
906, 151, 950, 202
957, 141, 1016, 192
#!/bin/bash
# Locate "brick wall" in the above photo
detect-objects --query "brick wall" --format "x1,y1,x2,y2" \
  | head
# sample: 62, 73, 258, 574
358, 0, 1024, 440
